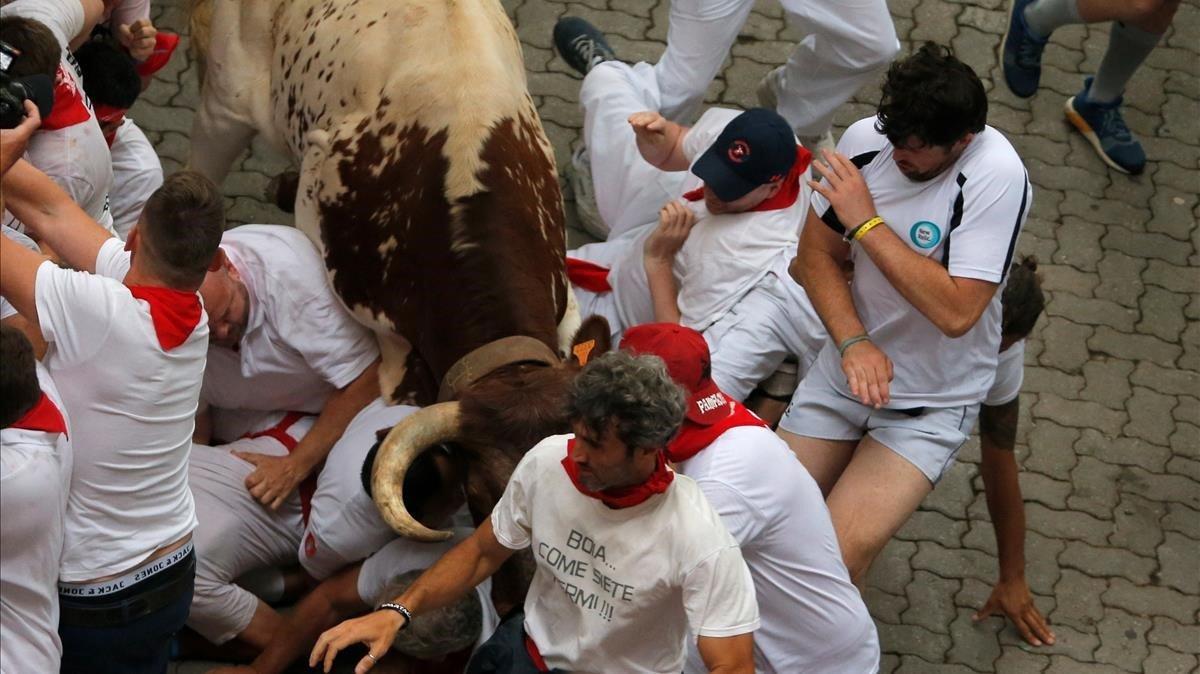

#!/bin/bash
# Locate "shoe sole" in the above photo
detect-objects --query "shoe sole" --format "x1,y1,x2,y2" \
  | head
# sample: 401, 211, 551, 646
999, 0, 1037, 99
1064, 96, 1133, 175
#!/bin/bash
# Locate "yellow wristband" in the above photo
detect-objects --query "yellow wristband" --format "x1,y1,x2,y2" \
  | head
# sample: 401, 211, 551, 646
853, 216, 885, 242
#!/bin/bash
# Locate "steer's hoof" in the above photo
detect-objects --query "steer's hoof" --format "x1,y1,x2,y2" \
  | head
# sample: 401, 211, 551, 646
266, 171, 301, 213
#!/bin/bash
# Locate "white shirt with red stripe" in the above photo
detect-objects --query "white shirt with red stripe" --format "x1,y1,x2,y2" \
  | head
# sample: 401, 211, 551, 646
0, 364, 72, 672
4, 0, 115, 235
35, 237, 205, 581
198, 226, 379, 439
570, 107, 809, 334
490, 434, 760, 674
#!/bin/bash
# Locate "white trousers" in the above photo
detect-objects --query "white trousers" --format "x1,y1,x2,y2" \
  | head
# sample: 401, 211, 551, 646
109, 119, 164, 240
654, 0, 900, 136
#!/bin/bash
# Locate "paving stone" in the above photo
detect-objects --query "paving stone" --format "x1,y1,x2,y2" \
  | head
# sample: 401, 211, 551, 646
1078, 359, 1135, 410
1130, 362, 1200, 398
1107, 494, 1167, 553
1165, 455, 1200, 483
902, 570, 960, 634
1093, 609, 1153, 672
921, 462, 977, 520
879, 652, 901, 674
1044, 292, 1138, 332
1122, 386, 1179, 446
1169, 423, 1200, 460
912, 541, 995, 584
1032, 394, 1128, 437
1025, 532, 1068, 597
1064, 454, 1123, 518
1143, 646, 1199, 674
1094, 252, 1148, 309
1044, 656, 1124, 674
1052, 216, 1107, 272
1156, 531, 1200, 595
947, 607, 1003, 671
894, 656, 978, 674
994, 649, 1052, 673
1103, 226, 1193, 267
1059, 192, 1151, 231
1146, 187, 1199, 241
876, 622, 952, 664
1102, 577, 1200, 625
868, 539, 918, 597
895, 510, 969, 549
1025, 503, 1111, 546
1143, 260, 1200, 295
1173, 396, 1200, 427
1003, 623, 1101, 664
953, 576, 993, 611
1161, 502, 1200, 540
1148, 616, 1200, 656
1137, 286, 1190, 343
950, 26, 998, 78
1088, 327, 1183, 369
1039, 264, 1101, 298
1024, 422, 1082, 480
1038, 320, 1094, 373
1059, 541, 1157, 584
867, 586, 909, 624
1051, 569, 1108, 631
1117, 466, 1200, 510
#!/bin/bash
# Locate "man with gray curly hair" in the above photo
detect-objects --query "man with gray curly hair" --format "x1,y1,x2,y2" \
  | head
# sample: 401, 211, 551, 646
311, 352, 760, 674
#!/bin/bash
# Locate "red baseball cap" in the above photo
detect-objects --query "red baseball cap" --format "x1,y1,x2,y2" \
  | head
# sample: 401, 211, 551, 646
620, 323, 733, 425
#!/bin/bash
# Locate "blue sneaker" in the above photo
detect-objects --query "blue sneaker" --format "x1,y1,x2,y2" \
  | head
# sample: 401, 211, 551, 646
1064, 78, 1146, 175
1001, 0, 1048, 98
553, 17, 617, 77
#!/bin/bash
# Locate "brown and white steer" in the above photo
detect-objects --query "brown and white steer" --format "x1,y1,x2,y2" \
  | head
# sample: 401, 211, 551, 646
188, 0, 587, 607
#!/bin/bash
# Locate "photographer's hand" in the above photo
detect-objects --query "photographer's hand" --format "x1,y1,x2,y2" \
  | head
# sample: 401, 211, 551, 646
1, 100, 41, 176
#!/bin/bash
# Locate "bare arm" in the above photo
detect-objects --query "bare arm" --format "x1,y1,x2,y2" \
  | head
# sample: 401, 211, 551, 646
973, 398, 1055, 646
642, 200, 696, 324
0, 237, 50, 332
235, 359, 381, 509
697, 634, 755, 674
2, 160, 114, 273
309, 519, 515, 673
628, 111, 692, 171
809, 150, 998, 338
794, 207, 893, 408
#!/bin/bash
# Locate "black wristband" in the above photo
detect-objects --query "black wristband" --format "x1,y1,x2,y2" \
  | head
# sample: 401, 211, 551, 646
378, 602, 412, 630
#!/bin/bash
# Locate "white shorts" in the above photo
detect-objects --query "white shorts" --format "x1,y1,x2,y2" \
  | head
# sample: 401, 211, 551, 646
299, 399, 420, 579
779, 370, 980, 484
705, 257, 827, 401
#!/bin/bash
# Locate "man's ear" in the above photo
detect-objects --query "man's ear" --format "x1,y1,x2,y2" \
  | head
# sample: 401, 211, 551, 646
568, 315, 612, 368
207, 247, 226, 273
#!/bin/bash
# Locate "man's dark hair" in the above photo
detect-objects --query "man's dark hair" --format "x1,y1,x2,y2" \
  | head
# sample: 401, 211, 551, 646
0, 17, 60, 79
139, 171, 226, 289
1001, 256, 1045, 339
875, 42, 987, 148
0, 324, 42, 429
73, 38, 141, 109
566, 351, 686, 454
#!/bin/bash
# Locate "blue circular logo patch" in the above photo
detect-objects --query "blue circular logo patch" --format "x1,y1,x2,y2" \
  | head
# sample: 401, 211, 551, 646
910, 221, 942, 249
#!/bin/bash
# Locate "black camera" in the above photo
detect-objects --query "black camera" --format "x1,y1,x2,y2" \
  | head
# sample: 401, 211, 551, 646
0, 40, 54, 129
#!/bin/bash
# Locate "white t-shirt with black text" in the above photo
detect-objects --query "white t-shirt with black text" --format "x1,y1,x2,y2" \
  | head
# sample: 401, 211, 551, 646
491, 435, 759, 674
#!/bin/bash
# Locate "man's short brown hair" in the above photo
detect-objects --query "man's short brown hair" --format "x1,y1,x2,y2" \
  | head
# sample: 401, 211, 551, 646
0, 324, 41, 429
139, 171, 226, 289
0, 17, 60, 79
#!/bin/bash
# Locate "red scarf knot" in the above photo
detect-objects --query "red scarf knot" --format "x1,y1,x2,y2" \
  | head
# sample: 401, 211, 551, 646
9, 393, 68, 437
126, 285, 203, 351
666, 397, 767, 463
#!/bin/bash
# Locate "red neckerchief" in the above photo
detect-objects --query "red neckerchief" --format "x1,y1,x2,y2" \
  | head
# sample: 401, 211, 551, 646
666, 399, 767, 463
134, 32, 181, 78
40, 63, 91, 131
242, 412, 320, 524
561, 439, 674, 509
126, 286, 203, 351
9, 393, 68, 437
524, 635, 550, 673
683, 146, 813, 213
565, 257, 613, 293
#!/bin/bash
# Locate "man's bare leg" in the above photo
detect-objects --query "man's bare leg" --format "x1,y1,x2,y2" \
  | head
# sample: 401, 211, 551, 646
825, 435, 932, 585
776, 430, 857, 496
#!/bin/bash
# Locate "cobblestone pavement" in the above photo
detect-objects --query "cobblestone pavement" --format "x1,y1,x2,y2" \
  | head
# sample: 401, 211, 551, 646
147, 0, 1199, 671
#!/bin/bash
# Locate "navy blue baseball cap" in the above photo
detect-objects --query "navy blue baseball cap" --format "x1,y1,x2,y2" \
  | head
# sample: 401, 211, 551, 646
691, 108, 798, 202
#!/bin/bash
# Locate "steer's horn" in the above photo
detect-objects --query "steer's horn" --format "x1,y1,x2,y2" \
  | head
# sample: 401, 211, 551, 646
372, 401, 462, 542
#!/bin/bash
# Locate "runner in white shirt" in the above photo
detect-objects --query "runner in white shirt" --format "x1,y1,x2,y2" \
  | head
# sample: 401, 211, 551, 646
74, 35, 164, 239
0, 328, 72, 673
310, 352, 759, 674
778, 43, 1032, 585
559, 50, 811, 343
192, 224, 382, 511
2, 0, 116, 234
622, 323, 879, 673
0, 160, 225, 673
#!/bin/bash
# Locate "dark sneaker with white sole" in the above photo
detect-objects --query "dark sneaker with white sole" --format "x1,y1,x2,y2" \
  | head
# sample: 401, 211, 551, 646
1001, 0, 1049, 98
1064, 77, 1146, 175
553, 17, 617, 77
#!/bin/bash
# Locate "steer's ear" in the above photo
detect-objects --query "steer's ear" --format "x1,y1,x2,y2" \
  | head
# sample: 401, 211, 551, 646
567, 315, 611, 368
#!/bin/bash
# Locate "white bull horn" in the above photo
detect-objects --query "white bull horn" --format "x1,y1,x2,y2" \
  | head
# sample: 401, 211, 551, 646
371, 401, 462, 542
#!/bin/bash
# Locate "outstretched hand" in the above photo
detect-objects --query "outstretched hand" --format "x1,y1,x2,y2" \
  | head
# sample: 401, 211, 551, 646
118, 19, 158, 62
235, 451, 309, 510
974, 577, 1056, 647
628, 111, 675, 168
1, 101, 41, 176
808, 149, 878, 233
840, 339, 892, 408
310, 610, 405, 674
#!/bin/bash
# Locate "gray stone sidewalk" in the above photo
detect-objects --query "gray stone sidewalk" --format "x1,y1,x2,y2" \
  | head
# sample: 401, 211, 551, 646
140, 0, 1199, 671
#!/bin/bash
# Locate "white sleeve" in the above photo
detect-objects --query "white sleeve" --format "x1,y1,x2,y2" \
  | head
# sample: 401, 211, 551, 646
946, 163, 1032, 283
278, 286, 380, 389
94, 236, 132, 281
3, 0, 85, 49
489, 454, 536, 551
682, 545, 760, 638
2, 227, 40, 320
681, 108, 742, 165
984, 341, 1025, 407
693, 481, 766, 546
34, 261, 120, 365
106, 0, 151, 29
356, 531, 468, 604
